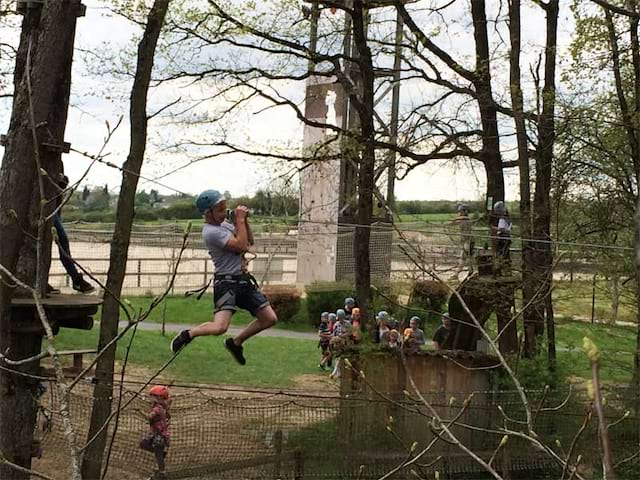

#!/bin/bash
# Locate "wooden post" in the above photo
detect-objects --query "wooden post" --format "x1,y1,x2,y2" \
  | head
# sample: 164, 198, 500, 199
170, 246, 176, 295
591, 274, 597, 324
274, 430, 283, 478
137, 259, 142, 288
294, 449, 304, 480
73, 352, 83, 372
204, 258, 208, 284
569, 251, 574, 284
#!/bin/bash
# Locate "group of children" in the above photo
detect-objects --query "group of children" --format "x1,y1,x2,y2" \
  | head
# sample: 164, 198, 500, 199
317, 297, 360, 379
317, 297, 454, 380
372, 311, 427, 353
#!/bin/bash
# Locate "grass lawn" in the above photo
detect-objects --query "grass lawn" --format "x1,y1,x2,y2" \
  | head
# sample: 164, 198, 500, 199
554, 317, 636, 383
553, 280, 636, 323
395, 213, 454, 223
104, 295, 314, 333
52, 327, 320, 387
49, 313, 636, 389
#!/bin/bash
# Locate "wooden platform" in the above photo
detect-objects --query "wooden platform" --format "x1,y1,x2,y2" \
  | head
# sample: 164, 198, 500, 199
10, 293, 102, 334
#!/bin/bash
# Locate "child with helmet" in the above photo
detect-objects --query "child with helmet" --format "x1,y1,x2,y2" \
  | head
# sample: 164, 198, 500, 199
140, 385, 171, 475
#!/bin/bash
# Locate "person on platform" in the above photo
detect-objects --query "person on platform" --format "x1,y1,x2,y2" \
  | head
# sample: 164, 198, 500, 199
433, 314, 453, 351
451, 204, 475, 271
318, 312, 332, 370
48, 173, 95, 294
403, 316, 426, 353
491, 200, 512, 273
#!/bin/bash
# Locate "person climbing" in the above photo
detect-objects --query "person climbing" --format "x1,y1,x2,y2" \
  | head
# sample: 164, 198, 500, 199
140, 385, 171, 477
170, 189, 278, 365
491, 200, 512, 274
48, 173, 95, 294
451, 203, 475, 272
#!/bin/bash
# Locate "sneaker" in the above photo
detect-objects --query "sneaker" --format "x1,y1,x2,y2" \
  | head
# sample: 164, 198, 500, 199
170, 329, 192, 354
72, 276, 95, 293
224, 337, 246, 365
46, 284, 60, 294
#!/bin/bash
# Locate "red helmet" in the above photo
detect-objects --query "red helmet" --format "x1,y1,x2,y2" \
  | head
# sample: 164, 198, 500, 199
149, 385, 169, 399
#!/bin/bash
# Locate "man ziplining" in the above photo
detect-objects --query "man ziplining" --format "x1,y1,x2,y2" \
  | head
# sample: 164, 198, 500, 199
170, 190, 278, 365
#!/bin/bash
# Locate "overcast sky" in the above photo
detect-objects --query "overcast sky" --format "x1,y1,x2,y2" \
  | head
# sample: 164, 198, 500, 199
0, 0, 577, 202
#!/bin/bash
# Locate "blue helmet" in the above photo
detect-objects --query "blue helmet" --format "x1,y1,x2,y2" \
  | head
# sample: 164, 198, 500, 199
493, 201, 505, 214
344, 297, 355, 306
196, 189, 224, 213
336, 309, 346, 319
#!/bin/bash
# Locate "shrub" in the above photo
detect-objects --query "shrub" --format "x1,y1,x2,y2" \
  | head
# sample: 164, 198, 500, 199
405, 280, 450, 328
370, 285, 400, 317
306, 282, 354, 326
410, 280, 449, 311
263, 286, 301, 323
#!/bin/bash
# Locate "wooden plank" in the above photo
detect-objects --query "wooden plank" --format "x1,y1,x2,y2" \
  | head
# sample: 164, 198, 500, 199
11, 294, 102, 308
166, 452, 297, 479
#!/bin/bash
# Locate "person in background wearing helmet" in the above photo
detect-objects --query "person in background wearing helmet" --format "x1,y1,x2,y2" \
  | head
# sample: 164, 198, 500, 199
491, 200, 512, 273
433, 314, 453, 351
451, 204, 475, 272
374, 310, 390, 344
387, 329, 402, 350
403, 316, 426, 353
329, 309, 352, 380
140, 385, 171, 476
170, 189, 278, 365
350, 307, 362, 343
48, 173, 95, 294
344, 297, 356, 321
318, 312, 331, 370
324, 312, 338, 369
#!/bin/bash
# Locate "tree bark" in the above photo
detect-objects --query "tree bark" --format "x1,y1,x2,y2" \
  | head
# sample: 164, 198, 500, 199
508, 0, 538, 359
470, 0, 504, 207
635, 199, 640, 390
529, 0, 559, 360
0, 1, 80, 477
351, 0, 374, 331
81, 2, 170, 478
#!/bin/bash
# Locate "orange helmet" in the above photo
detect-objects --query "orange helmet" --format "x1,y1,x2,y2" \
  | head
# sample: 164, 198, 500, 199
149, 385, 169, 399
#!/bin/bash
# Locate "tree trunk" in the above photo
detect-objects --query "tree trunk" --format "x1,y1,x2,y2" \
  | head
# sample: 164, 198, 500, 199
351, 0, 374, 331
508, 0, 539, 360
470, 0, 504, 207
627, 1, 640, 389
634, 199, 640, 389
530, 0, 559, 359
610, 276, 620, 323
81, 2, 170, 478
0, 1, 80, 477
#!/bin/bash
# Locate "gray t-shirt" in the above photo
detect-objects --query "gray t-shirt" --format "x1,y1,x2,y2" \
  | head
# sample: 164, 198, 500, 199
202, 221, 243, 275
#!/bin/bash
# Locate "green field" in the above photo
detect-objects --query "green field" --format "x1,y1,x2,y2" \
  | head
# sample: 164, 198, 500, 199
50, 300, 638, 388
111, 295, 313, 332
395, 212, 458, 223
52, 327, 319, 387
68, 212, 459, 229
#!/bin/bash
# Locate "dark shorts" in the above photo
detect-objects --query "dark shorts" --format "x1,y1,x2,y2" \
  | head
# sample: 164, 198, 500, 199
214, 276, 269, 317
318, 339, 330, 353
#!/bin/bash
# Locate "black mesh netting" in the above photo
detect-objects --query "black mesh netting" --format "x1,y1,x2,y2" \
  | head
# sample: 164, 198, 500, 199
40, 385, 640, 479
